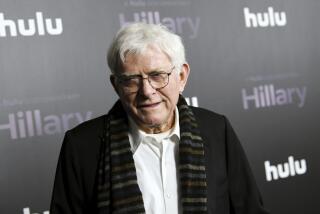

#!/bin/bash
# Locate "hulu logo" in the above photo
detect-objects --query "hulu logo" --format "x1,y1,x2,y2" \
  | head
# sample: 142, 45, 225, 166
264, 156, 307, 181
244, 7, 286, 28
0, 12, 63, 37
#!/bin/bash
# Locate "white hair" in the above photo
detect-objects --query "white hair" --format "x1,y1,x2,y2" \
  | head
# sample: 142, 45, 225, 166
107, 22, 186, 74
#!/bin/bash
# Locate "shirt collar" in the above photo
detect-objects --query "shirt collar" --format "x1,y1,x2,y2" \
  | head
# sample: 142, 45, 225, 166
128, 107, 180, 153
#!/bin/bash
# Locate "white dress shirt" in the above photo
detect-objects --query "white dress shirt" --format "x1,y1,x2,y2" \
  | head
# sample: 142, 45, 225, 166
128, 107, 181, 214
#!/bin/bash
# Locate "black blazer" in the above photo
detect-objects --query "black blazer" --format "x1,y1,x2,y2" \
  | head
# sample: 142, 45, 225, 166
50, 107, 269, 214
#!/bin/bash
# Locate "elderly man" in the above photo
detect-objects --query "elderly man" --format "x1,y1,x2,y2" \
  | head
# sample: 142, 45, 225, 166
50, 23, 269, 214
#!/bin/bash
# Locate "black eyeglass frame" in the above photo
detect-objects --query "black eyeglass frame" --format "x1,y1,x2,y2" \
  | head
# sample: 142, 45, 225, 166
113, 66, 175, 92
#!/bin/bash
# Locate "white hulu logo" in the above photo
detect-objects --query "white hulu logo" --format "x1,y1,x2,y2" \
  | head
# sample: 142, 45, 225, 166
244, 7, 286, 28
0, 11, 63, 37
23, 207, 49, 214
185, 96, 198, 107
264, 156, 307, 181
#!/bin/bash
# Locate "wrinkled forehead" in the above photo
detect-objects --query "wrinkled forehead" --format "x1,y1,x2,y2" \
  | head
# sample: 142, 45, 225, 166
119, 44, 172, 73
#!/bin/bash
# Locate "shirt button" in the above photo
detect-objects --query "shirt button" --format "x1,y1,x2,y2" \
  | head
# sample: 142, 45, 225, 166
166, 193, 172, 198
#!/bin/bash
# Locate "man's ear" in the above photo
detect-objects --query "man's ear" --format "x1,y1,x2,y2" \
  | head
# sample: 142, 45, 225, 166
178, 63, 190, 93
110, 75, 119, 95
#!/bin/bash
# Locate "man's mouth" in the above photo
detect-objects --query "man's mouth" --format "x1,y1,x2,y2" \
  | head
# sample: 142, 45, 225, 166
138, 102, 161, 108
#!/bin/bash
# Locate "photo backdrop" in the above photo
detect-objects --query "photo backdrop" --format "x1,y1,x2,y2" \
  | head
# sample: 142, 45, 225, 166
1, 0, 319, 213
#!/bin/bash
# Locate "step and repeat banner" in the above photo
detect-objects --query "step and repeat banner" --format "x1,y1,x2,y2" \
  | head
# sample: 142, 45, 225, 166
1, 0, 319, 213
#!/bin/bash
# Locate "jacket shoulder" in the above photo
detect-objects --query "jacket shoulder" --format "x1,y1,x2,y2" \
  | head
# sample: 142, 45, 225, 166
190, 106, 227, 146
67, 114, 107, 139
191, 106, 225, 126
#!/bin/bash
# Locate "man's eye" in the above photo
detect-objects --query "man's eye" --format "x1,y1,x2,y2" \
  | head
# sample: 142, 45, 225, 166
120, 75, 139, 81
123, 76, 136, 81
149, 72, 165, 81
149, 72, 163, 77
119, 76, 140, 86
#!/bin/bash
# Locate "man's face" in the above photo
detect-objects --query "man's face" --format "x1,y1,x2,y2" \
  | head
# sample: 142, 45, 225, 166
111, 45, 189, 133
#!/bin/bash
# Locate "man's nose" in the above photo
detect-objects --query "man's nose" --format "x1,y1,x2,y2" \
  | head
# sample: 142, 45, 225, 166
139, 78, 156, 96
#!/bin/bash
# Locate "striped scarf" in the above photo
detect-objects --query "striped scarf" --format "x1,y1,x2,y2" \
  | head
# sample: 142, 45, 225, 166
97, 96, 208, 213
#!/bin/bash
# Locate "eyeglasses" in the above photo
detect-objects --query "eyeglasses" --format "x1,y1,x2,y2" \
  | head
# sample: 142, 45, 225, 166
114, 66, 175, 93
